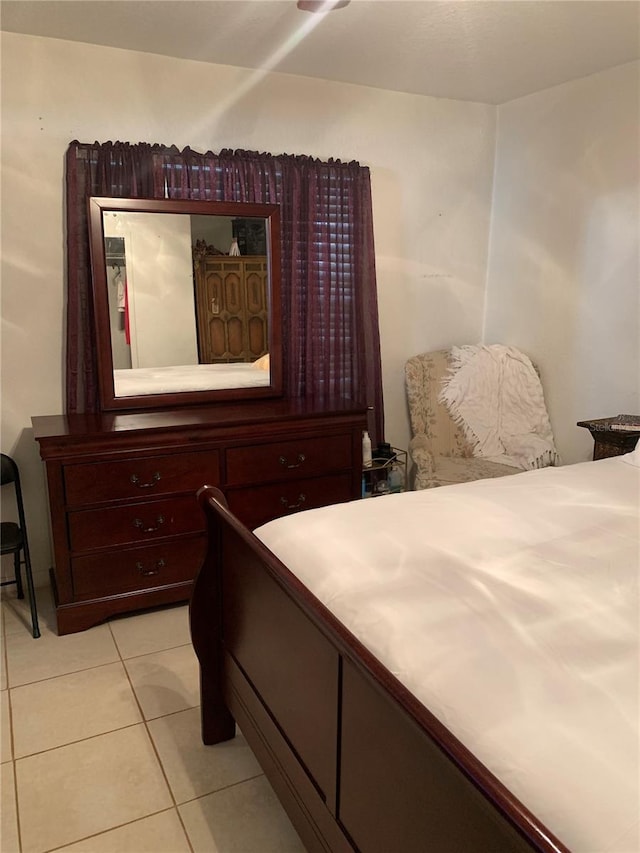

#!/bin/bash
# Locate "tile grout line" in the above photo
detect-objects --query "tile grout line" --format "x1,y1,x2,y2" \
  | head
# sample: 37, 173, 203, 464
115, 640, 193, 664
8, 614, 193, 756
13, 720, 148, 762
2, 595, 24, 852
177, 770, 267, 808
8, 607, 191, 852
4, 624, 23, 851
39, 807, 185, 853
10, 614, 195, 853
7, 639, 193, 692
8, 657, 124, 693
9, 603, 272, 853
109, 617, 197, 853
106, 612, 268, 850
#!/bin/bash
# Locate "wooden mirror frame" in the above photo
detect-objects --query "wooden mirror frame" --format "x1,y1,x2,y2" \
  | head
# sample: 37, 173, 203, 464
88, 197, 283, 411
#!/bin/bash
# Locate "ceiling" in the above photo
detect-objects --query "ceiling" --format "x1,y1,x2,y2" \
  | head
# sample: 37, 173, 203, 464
1, 0, 639, 104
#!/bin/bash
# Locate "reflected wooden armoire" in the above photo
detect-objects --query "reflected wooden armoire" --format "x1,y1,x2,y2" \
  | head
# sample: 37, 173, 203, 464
193, 244, 268, 363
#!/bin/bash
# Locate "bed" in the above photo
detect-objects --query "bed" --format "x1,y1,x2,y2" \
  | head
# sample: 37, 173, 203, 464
189, 449, 640, 853
113, 362, 270, 396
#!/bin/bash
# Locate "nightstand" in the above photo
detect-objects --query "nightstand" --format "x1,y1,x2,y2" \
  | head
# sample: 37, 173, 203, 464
577, 417, 640, 460
362, 447, 408, 497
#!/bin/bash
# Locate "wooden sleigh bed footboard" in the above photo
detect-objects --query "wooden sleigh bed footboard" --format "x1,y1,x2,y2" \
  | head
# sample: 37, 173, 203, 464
189, 486, 567, 853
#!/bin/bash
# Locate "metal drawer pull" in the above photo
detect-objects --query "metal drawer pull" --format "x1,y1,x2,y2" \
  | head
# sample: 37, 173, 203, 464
278, 453, 306, 469
133, 515, 165, 533
280, 494, 306, 510
136, 558, 165, 577
130, 472, 161, 489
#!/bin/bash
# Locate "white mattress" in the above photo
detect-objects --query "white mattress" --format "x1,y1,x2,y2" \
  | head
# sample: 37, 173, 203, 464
113, 363, 270, 396
255, 452, 640, 853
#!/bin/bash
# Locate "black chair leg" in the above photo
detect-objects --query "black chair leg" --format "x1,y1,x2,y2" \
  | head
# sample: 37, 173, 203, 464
22, 554, 40, 639
25, 582, 41, 639
14, 551, 24, 599
1, 453, 40, 638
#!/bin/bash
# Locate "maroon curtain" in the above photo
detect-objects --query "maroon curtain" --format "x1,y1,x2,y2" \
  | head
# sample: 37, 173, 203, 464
66, 142, 384, 443
65, 141, 168, 412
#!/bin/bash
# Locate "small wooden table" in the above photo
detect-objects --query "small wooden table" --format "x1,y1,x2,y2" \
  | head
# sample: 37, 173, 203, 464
577, 417, 640, 460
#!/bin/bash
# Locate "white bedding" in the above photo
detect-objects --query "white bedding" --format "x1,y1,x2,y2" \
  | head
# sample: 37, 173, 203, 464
255, 452, 640, 853
113, 363, 270, 396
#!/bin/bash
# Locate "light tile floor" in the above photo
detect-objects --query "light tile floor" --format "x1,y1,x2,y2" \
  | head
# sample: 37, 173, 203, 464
1, 586, 306, 853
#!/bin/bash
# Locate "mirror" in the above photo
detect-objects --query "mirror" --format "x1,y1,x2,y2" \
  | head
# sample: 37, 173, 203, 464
88, 197, 282, 411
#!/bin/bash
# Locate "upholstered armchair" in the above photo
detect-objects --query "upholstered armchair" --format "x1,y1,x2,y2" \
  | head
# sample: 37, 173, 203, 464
405, 349, 522, 489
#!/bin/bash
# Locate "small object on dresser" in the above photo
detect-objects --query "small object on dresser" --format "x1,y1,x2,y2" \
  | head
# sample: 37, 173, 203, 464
609, 414, 640, 432
362, 430, 372, 467
388, 463, 404, 493
374, 442, 394, 461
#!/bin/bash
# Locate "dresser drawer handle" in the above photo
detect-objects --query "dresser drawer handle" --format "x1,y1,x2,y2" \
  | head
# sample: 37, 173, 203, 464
130, 472, 161, 489
280, 494, 306, 511
136, 558, 165, 577
133, 515, 165, 533
278, 453, 306, 469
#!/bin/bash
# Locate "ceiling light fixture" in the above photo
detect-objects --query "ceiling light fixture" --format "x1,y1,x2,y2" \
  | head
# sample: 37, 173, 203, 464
297, 0, 350, 12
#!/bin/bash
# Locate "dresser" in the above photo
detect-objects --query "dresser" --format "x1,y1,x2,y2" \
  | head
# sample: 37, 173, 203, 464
33, 399, 366, 634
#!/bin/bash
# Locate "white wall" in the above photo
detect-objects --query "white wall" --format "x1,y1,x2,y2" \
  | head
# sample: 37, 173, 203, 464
1, 32, 496, 583
485, 61, 640, 464
107, 212, 198, 369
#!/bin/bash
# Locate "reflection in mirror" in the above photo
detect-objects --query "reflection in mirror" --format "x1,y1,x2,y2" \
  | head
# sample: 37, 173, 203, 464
103, 211, 269, 393
88, 198, 282, 411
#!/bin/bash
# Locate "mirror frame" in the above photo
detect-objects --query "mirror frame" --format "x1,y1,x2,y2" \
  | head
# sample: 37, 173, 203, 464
88, 197, 283, 411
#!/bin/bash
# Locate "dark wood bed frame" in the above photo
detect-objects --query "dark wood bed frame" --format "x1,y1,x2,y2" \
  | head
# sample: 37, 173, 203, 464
190, 486, 569, 853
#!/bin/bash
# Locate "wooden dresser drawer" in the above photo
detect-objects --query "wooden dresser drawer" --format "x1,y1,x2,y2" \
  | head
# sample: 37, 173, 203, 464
226, 434, 352, 487
71, 537, 205, 599
33, 400, 366, 633
64, 450, 220, 507
227, 473, 353, 530
68, 496, 205, 552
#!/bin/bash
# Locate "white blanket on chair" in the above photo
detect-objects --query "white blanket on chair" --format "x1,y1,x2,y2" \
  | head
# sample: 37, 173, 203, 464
439, 345, 559, 470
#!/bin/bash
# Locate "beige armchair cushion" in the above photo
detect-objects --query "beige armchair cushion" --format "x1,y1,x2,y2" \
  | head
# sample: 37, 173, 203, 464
405, 349, 520, 489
